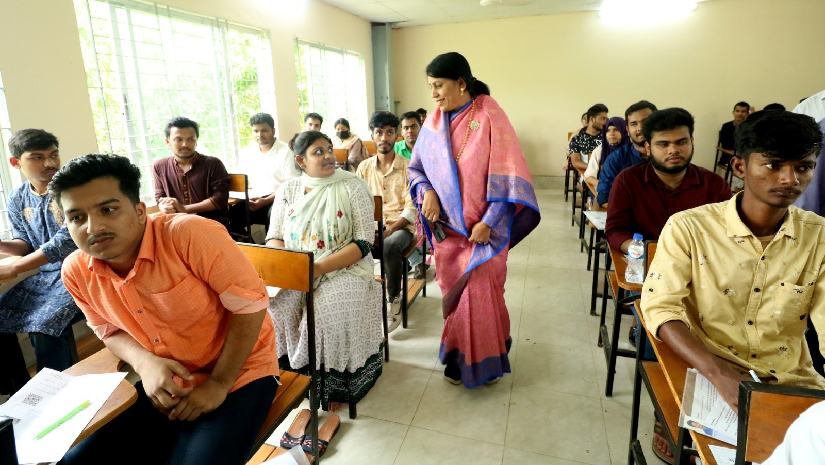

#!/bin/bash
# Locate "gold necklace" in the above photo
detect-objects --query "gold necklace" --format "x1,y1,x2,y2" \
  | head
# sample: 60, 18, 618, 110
454, 99, 476, 161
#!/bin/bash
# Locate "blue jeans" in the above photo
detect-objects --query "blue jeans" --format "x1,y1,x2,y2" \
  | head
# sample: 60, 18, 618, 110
60, 376, 277, 465
626, 291, 656, 361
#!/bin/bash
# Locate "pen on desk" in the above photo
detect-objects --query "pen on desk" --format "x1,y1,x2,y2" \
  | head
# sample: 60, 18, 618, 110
35, 399, 91, 440
749, 370, 762, 383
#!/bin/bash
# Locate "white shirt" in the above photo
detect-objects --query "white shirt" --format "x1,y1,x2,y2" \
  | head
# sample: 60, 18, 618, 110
583, 144, 603, 181
793, 89, 825, 123
763, 401, 825, 465
238, 139, 300, 196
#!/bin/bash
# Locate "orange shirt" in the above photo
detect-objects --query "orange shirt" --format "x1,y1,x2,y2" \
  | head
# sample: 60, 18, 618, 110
61, 213, 277, 393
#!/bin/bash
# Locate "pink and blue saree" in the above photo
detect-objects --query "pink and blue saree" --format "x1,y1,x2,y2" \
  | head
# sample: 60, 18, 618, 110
408, 95, 540, 387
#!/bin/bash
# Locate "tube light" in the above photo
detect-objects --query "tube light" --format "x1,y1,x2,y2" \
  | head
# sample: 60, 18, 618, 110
599, 0, 697, 21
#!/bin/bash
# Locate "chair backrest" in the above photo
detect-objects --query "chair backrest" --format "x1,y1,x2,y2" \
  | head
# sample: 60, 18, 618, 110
145, 204, 160, 215
396, 135, 403, 142
568, 131, 574, 141
363, 140, 377, 155
333, 149, 348, 170
737, 382, 825, 464
643, 240, 658, 275
228, 173, 249, 194
237, 243, 313, 292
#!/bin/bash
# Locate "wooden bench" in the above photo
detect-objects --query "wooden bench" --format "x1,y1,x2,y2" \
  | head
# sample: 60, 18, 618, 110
363, 140, 377, 156
228, 173, 251, 234
333, 148, 348, 171
372, 196, 390, 362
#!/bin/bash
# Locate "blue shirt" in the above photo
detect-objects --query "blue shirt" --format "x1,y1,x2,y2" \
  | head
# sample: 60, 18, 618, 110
596, 144, 645, 206
0, 182, 79, 336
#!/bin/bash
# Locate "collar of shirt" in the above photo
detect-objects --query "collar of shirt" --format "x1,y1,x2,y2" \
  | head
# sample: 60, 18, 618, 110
724, 191, 796, 240
370, 152, 404, 176
394, 140, 411, 157
641, 162, 701, 195
86, 214, 157, 280
173, 152, 201, 173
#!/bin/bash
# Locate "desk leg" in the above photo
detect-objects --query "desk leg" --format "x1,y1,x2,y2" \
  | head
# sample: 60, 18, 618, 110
579, 190, 587, 243
586, 227, 595, 271
590, 240, 602, 316
598, 250, 612, 346
628, 321, 646, 465
605, 288, 624, 397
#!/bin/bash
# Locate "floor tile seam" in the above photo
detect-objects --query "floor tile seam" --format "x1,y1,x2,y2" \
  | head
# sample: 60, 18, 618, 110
501, 442, 600, 465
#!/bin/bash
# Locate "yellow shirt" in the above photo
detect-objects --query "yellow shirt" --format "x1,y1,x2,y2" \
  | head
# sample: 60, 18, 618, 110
355, 154, 417, 234
641, 193, 825, 388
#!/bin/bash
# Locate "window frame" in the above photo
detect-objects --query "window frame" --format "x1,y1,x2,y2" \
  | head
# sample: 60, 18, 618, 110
0, 72, 21, 240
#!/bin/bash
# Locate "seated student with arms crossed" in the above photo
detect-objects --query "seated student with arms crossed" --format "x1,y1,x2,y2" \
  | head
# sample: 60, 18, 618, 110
641, 110, 825, 418
53, 154, 277, 465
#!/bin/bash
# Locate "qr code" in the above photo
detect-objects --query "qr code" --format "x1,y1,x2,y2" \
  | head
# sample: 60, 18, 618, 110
22, 393, 42, 407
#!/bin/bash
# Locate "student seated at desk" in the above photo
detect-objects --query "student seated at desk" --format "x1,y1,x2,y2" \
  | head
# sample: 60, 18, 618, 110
583, 116, 629, 193
0, 129, 82, 395
568, 103, 607, 171
153, 117, 231, 227
267, 131, 383, 413
641, 111, 825, 462
596, 101, 658, 208
52, 154, 278, 465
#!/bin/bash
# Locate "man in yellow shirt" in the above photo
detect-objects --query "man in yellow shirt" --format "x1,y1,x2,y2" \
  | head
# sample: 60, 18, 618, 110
642, 110, 825, 415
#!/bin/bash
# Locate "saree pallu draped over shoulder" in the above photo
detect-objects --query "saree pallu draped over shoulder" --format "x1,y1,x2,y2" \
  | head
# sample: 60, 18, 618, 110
408, 95, 540, 388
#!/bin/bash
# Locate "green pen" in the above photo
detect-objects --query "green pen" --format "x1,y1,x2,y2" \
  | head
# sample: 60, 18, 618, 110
34, 399, 91, 440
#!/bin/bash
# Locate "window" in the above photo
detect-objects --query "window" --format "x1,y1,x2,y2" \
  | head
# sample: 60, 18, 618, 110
73, 0, 277, 202
0, 72, 18, 240
295, 39, 369, 138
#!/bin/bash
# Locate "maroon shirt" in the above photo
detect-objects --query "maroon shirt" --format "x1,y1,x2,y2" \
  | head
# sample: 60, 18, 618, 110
152, 153, 230, 225
605, 162, 731, 250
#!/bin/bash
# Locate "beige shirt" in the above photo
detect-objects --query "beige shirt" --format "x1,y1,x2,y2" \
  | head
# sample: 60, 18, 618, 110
641, 193, 825, 388
355, 154, 416, 234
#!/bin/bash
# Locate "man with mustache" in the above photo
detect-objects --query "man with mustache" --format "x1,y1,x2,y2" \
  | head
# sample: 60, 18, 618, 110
229, 112, 299, 239
596, 100, 658, 209
53, 154, 277, 464
0, 129, 81, 396
641, 111, 825, 454
152, 117, 231, 228
356, 111, 416, 332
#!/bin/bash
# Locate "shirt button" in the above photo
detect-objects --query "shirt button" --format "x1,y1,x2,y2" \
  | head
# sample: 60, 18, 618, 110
153, 338, 159, 343
754, 288, 761, 292
770, 370, 776, 373
123, 281, 128, 285
761, 256, 765, 260
136, 309, 142, 314
751, 354, 757, 358
748, 320, 754, 325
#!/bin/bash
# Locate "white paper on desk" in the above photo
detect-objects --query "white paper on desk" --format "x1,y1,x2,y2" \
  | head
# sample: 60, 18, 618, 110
680, 368, 738, 446
708, 445, 762, 465
262, 446, 311, 465
267, 286, 283, 298
0, 369, 127, 464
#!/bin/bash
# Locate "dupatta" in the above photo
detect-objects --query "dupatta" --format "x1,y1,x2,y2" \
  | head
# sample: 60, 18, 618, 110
283, 170, 373, 287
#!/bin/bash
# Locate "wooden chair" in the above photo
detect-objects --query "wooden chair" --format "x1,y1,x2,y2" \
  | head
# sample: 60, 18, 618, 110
564, 131, 575, 202
372, 197, 390, 362
236, 243, 321, 462
399, 235, 426, 329
363, 140, 377, 156
229, 173, 252, 237
735, 383, 825, 464
333, 149, 348, 171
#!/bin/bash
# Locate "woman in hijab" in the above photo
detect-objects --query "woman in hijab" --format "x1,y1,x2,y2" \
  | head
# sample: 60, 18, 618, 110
583, 116, 629, 192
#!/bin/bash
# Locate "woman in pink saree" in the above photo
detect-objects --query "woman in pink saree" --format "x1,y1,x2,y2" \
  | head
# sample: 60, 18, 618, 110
408, 52, 540, 387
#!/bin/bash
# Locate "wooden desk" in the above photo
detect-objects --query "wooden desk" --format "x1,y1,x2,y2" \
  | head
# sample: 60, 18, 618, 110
63, 348, 138, 446
585, 210, 607, 316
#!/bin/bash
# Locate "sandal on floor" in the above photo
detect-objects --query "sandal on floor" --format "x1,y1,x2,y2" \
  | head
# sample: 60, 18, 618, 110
652, 421, 674, 465
301, 413, 342, 457
279, 409, 311, 449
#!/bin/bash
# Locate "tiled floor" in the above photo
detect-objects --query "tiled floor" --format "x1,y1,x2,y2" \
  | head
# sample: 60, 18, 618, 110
267, 188, 661, 465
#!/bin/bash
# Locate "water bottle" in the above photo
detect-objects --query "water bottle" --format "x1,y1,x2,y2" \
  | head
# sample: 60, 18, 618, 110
625, 233, 645, 284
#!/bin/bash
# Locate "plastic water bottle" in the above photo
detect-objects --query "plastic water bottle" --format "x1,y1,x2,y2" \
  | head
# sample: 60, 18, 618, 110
625, 233, 645, 285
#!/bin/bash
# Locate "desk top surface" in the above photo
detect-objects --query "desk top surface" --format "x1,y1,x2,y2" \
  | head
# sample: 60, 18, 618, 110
607, 244, 642, 292
583, 211, 607, 230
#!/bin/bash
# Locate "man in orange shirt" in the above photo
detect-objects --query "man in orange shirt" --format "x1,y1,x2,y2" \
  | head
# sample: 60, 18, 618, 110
51, 154, 278, 465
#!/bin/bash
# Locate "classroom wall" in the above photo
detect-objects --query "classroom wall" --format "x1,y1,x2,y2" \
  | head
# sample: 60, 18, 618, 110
0, 0, 374, 161
391, 0, 825, 179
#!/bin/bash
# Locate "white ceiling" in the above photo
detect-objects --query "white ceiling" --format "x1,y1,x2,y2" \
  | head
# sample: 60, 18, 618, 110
320, 0, 711, 28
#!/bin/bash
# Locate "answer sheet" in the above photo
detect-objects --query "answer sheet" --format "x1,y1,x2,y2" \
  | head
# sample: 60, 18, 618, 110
680, 368, 738, 446
0, 368, 127, 464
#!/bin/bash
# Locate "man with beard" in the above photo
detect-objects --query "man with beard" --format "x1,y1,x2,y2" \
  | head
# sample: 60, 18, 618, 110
605, 108, 731, 254
356, 111, 416, 332
229, 112, 299, 237
153, 117, 231, 227
641, 111, 825, 460
394, 111, 421, 160
596, 100, 658, 208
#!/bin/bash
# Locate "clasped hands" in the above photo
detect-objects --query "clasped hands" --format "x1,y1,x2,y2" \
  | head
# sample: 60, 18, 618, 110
136, 353, 229, 422
157, 197, 185, 214
421, 189, 492, 245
